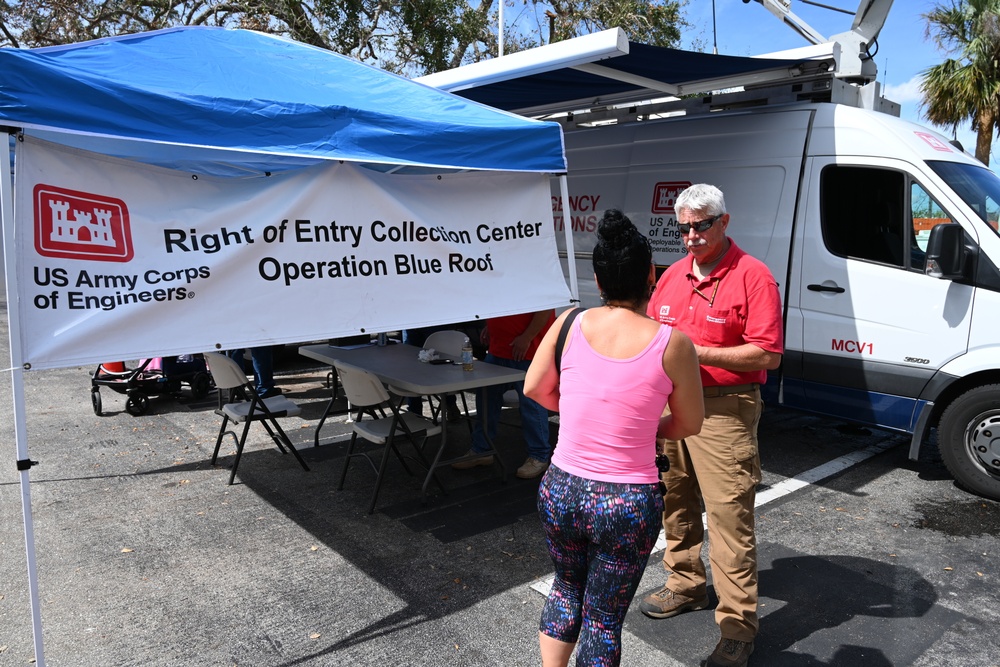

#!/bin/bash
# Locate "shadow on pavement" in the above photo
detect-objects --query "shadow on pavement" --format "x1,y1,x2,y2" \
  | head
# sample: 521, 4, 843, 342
629, 544, 964, 666
138, 407, 555, 662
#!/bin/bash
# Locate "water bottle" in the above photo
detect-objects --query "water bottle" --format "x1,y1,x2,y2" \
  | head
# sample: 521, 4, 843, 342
461, 337, 474, 371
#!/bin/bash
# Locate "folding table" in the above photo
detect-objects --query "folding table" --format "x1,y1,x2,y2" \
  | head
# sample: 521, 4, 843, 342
299, 342, 524, 497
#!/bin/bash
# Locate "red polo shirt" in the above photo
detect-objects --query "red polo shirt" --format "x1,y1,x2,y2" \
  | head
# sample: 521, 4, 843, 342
486, 311, 555, 361
646, 239, 783, 387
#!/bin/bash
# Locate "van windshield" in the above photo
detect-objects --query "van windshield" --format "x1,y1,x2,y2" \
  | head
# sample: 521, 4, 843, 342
928, 161, 1000, 236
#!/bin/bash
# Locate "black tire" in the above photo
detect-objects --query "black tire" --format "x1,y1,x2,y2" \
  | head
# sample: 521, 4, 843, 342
191, 372, 212, 399
938, 384, 1000, 500
125, 393, 150, 416
91, 389, 102, 416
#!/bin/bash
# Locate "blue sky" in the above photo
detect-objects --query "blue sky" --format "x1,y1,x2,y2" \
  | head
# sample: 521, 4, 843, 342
681, 0, 991, 164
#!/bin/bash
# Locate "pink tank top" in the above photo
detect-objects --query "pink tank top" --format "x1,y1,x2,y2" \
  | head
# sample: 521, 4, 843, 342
551, 314, 674, 484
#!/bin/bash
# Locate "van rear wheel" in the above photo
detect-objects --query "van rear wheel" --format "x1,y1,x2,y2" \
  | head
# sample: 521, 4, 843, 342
939, 384, 1000, 500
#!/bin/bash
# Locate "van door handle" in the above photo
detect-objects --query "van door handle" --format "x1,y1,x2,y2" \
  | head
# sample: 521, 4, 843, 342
807, 284, 845, 293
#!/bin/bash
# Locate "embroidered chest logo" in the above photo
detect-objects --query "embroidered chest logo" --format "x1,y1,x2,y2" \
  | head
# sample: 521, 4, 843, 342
658, 305, 675, 324
707, 315, 727, 324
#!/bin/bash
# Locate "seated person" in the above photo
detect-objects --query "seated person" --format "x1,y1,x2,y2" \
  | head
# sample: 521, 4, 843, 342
227, 346, 282, 399
452, 310, 555, 479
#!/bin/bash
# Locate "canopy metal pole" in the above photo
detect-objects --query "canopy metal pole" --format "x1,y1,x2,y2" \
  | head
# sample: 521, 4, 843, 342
558, 174, 579, 303
1, 131, 47, 666
712, 0, 719, 54
498, 0, 505, 56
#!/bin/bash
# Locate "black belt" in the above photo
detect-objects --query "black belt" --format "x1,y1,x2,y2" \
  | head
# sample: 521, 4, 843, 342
703, 383, 759, 398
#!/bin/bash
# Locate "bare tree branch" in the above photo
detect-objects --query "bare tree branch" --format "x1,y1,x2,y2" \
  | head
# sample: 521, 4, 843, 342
0, 0, 688, 76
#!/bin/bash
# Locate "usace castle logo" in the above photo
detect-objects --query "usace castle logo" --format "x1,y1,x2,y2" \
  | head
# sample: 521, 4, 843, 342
34, 184, 133, 262
651, 181, 691, 215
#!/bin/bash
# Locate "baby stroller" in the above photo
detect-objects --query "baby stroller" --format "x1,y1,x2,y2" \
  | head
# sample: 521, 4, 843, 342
90, 354, 212, 416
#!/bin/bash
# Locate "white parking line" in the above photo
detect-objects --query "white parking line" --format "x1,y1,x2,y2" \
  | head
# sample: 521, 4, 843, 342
529, 438, 899, 597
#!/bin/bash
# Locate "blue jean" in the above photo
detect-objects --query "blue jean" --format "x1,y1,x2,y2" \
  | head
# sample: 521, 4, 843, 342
227, 347, 274, 393
470, 353, 552, 461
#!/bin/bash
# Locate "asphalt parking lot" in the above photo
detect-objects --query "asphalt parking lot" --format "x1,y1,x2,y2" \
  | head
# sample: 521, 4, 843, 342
2, 329, 1000, 666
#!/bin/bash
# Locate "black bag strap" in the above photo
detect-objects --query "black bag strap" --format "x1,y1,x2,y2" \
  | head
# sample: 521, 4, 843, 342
555, 308, 585, 375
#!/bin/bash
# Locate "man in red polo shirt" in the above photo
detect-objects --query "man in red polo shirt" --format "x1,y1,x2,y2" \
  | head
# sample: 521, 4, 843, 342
452, 310, 556, 479
641, 183, 783, 667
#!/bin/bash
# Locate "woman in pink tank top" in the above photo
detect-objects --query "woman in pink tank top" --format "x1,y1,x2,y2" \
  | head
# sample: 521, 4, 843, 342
525, 209, 704, 667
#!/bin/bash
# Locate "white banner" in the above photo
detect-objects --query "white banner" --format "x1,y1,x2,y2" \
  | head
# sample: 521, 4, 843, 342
12, 138, 572, 370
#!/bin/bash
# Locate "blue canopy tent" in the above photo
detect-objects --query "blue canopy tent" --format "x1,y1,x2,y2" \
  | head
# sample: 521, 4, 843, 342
0, 26, 566, 176
0, 27, 569, 665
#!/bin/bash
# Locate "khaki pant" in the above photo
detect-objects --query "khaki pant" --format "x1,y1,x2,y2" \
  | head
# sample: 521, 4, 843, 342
659, 387, 762, 642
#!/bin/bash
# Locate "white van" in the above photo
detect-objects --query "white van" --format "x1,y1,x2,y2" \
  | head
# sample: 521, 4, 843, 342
417, 6, 1000, 499
555, 100, 1000, 499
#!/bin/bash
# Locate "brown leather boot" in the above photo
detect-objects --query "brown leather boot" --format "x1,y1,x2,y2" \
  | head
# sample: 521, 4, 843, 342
707, 638, 755, 667
637, 586, 709, 619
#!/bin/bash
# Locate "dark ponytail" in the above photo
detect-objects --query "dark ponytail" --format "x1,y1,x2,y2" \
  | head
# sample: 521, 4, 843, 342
593, 209, 652, 303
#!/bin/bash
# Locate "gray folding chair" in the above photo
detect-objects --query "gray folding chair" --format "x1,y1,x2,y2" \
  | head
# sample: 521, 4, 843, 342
389, 329, 471, 424
203, 352, 309, 485
334, 360, 444, 513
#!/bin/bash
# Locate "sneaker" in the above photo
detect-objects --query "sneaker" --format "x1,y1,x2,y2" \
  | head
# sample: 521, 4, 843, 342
638, 586, 709, 619
451, 449, 494, 470
257, 387, 283, 399
516, 457, 549, 479
707, 638, 754, 667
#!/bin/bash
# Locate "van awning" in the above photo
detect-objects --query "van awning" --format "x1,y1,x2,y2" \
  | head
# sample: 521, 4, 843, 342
419, 32, 830, 118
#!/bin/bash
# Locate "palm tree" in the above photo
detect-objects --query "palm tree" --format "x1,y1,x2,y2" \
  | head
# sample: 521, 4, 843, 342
921, 0, 1000, 166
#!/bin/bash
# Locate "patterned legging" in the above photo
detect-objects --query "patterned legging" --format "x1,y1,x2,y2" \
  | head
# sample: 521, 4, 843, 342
538, 464, 664, 666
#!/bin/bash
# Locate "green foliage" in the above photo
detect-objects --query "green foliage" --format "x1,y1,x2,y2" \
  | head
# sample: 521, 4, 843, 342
921, 0, 1000, 165
0, 0, 687, 76
536, 0, 685, 48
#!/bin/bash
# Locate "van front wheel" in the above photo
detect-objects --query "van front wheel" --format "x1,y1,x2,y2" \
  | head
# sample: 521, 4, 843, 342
939, 384, 1000, 500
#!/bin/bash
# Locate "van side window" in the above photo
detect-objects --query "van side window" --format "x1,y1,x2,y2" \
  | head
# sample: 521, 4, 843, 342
821, 166, 906, 266
910, 183, 953, 272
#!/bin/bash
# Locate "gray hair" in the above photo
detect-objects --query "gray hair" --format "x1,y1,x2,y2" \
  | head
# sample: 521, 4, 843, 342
675, 183, 727, 217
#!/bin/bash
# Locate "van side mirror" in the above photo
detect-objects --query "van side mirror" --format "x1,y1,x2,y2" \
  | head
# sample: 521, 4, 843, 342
925, 223, 970, 279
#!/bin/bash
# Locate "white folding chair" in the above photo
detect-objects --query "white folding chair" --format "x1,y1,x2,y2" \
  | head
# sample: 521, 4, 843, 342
203, 352, 309, 485
389, 330, 471, 424
334, 360, 444, 513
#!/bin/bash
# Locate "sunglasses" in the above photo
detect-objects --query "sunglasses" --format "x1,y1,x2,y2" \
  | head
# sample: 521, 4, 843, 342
677, 214, 722, 234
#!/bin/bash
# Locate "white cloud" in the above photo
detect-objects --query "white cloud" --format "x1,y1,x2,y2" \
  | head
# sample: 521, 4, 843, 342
884, 74, 925, 105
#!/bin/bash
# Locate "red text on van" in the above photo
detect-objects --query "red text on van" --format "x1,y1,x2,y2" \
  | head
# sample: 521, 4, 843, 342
552, 194, 602, 232
551, 194, 601, 213
553, 214, 599, 233
832, 339, 873, 355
